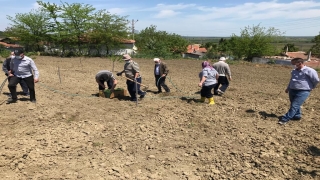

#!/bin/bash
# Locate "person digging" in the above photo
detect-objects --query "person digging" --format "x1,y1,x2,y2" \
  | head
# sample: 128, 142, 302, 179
95, 70, 117, 98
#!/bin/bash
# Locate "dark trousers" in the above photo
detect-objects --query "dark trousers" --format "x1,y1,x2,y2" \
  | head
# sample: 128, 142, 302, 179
98, 79, 113, 90
155, 75, 170, 92
201, 84, 215, 98
214, 76, 229, 94
8, 75, 36, 101
6, 74, 29, 94
126, 77, 144, 100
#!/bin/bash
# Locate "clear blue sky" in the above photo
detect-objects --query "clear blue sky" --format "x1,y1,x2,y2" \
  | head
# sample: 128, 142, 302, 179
0, 0, 320, 37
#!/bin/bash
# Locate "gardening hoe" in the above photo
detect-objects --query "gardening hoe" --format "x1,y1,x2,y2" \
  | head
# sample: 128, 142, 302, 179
122, 76, 149, 91
0, 77, 8, 105
0, 77, 8, 96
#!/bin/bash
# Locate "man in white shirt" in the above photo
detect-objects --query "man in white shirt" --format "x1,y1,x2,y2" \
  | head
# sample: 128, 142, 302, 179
212, 57, 232, 95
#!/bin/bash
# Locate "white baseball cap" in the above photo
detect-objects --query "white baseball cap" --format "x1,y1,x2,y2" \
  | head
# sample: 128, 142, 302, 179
219, 57, 226, 61
153, 58, 160, 62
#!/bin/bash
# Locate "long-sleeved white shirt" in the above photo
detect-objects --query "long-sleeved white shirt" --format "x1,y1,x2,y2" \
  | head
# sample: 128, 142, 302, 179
10, 56, 39, 79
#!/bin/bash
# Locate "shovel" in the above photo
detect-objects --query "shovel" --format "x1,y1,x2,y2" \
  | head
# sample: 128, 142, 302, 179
121, 76, 149, 91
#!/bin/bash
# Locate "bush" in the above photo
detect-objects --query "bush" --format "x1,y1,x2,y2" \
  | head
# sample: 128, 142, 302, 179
0, 49, 11, 59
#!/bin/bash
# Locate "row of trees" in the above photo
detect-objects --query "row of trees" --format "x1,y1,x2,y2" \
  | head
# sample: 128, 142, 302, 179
2, 1, 320, 59
4, 1, 188, 58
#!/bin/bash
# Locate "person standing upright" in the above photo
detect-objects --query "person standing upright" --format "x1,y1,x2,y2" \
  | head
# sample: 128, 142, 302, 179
7, 49, 39, 103
278, 58, 319, 125
153, 58, 170, 94
2, 51, 29, 96
116, 54, 146, 101
198, 61, 219, 105
212, 57, 232, 95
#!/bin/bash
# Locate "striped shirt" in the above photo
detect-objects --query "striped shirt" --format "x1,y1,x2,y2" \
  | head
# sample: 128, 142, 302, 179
10, 56, 39, 79
287, 66, 319, 90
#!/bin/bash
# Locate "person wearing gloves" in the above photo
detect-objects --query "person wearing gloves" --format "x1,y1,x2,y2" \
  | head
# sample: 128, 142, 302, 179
198, 61, 219, 105
153, 58, 170, 94
116, 54, 146, 101
278, 58, 319, 125
95, 70, 118, 98
7, 49, 39, 103
212, 57, 232, 95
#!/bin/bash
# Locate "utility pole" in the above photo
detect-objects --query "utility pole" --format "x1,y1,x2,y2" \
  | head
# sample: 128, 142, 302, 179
131, 19, 138, 40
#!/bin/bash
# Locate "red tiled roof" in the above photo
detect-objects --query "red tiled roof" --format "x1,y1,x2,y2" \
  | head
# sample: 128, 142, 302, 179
187, 44, 207, 53
122, 39, 135, 44
286, 52, 307, 59
0, 42, 21, 48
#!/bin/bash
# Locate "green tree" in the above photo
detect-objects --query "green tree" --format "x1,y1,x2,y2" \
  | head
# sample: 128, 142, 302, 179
310, 33, 320, 58
283, 43, 299, 52
218, 38, 230, 56
135, 25, 188, 58
5, 8, 51, 52
89, 9, 129, 56
59, 2, 95, 55
229, 24, 284, 61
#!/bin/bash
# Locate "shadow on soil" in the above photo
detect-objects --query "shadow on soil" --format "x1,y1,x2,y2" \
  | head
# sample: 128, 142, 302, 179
258, 111, 278, 119
180, 97, 198, 103
296, 169, 319, 178
295, 146, 320, 178
308, 146, 320, 156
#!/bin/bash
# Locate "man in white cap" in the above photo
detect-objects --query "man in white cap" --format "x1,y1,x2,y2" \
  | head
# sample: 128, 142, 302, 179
212, 57, 232, 95
153, 58, 170, 94
116, 54, 146, 101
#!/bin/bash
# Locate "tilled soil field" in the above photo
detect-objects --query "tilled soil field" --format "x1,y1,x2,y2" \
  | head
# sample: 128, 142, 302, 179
0, 56, 319, 180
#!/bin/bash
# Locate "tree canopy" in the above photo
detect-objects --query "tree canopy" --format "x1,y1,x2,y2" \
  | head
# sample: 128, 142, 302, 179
134, 25, 189, 59
4, 1, 130, 56
229, 24, 284, 61
310, 32, 320, 58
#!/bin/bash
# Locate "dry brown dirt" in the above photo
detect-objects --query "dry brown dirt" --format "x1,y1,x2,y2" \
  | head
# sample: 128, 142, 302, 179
0, 56, 319, 180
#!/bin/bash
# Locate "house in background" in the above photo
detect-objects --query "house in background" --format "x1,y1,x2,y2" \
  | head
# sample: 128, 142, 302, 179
183, 44, 207, 59
0, 37, 22, 51
109, 39, 137, 55
87, 39, 137, 56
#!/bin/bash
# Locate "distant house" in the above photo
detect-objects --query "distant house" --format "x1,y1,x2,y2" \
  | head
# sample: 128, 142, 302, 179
183, 44, 207, 59
109, 39, 137, 55
82, 39, 137, 56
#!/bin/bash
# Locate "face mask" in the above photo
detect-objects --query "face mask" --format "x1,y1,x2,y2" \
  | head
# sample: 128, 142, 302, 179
155, 62, 160, 65
125, 60, 130, 64
15, 56, 22, 59
10, 55, 15, 59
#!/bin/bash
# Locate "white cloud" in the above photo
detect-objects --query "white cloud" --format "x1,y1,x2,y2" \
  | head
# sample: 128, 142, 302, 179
107, 8, 126, 15
33, 2, 41, 9
154, 10, 180, 18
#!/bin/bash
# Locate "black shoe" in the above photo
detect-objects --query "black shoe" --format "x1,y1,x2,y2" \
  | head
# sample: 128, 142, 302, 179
7, 98, 17, 104
291, 117, 301, 121
30, 100, 36, 103
139, 92, 146, 98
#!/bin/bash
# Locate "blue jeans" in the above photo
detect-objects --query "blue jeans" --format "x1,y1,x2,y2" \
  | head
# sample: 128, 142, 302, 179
281, 89, 310, 122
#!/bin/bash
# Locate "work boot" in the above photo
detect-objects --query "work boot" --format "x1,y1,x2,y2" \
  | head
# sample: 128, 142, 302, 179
99, 90, 105, 98
199, 96, 205, 103
208, 97, 215, 105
